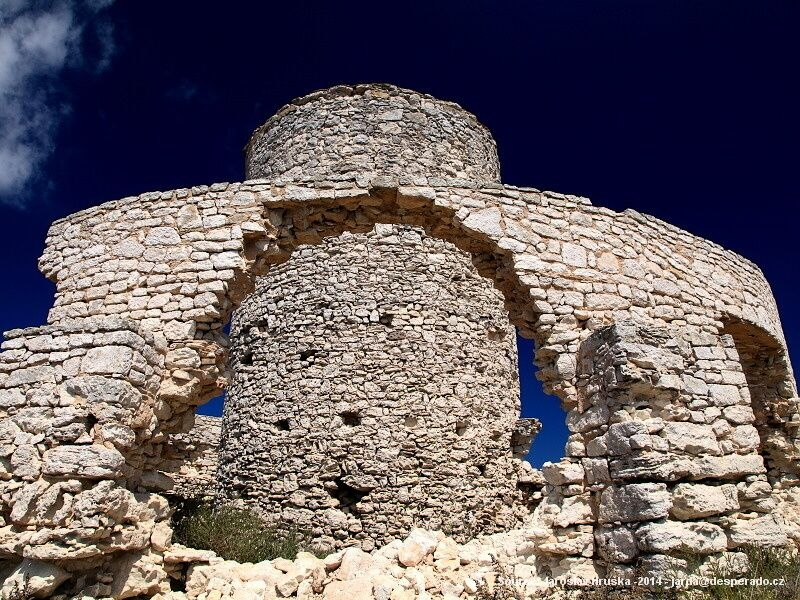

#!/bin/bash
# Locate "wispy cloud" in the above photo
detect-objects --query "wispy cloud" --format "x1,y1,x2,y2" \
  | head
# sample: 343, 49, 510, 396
0, 1, 116, 208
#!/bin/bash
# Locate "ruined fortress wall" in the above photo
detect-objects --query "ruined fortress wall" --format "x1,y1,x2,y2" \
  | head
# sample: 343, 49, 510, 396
2, 85, 797, 597
220, 223, 524, 549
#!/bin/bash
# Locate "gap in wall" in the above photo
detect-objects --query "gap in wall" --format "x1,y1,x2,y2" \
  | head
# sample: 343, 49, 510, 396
516, 334, 569, 468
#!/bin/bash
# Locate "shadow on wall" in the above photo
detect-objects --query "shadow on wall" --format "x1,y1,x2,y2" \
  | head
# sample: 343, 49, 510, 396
196, 335, 569, 469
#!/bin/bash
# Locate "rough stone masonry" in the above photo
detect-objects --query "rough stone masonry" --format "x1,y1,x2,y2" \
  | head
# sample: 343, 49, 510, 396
0, 83, 799, 599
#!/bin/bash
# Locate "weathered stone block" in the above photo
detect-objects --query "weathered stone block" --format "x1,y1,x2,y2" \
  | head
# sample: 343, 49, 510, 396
598, 483, 671, 523
726, 514, 789, 548
81, 345, 134, 375
661, 421, 721, 455
636, 521, 727, 554
670, 483, 739, 519
42, 445, 125, 478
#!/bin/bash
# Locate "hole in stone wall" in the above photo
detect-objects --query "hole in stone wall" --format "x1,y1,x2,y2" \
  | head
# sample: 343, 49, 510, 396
299, 348, 318, 361
330, 477, 368, 512
404, 416, 418, 427
276, 418, 290, 431
196, 392, 225, 417
240, 351, 253, 366
516, 334, 570, 468
477, 464, 487, 476
455, 421, 468, 436
378, 313, 394, 326
340, 411, 361, 426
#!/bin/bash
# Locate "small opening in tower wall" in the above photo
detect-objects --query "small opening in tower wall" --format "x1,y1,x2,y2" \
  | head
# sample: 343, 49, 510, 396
455, 421, 468, 436
240, 351, 253, 366
299, 348, 318, 361
404, 415, 418, 427
378, 313, 394, 326
330, 477, 368, 512
275, 419, 290, 431
340, 411, 361, 426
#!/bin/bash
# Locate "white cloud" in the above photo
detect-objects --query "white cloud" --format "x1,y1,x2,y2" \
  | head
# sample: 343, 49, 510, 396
0, 1, 116, 207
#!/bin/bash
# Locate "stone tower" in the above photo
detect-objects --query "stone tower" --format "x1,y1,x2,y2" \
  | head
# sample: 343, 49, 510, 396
216, 84, 536, 549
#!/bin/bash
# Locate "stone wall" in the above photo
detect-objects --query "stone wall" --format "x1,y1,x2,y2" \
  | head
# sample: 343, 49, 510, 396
245, 84, 500, 183
220, 223, 526, 549
162, 415, 221, 501
0, 84, 797, 598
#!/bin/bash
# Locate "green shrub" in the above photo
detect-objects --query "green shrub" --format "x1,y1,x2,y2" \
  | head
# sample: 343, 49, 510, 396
702, 545, 800, 600
172, 501, 312, 563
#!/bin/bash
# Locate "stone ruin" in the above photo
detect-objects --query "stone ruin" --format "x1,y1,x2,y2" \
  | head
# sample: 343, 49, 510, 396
0, 83, 799, 599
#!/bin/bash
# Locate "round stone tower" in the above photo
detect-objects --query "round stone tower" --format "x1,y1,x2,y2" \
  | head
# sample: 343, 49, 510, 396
218, 85, 531, 550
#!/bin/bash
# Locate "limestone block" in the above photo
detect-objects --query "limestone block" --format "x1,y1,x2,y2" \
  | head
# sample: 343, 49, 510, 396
726, 514, 789, 548
690, 454, 765, 480
554, 494, 593, 527
582, 458, 611, 485
10, 445, 41, 480
550, 557, 602, 584
566, 405, 609, 433
708, 384, 742, 407
42, 444, 125, 478
598, 483, 671, 523
144, 227, 181, 246
163, 544, 218, 564
636, 521, 727, 554
336, 547, 375, 580
542, 461, 584, 486
670, 483, 739, 519
662, 422, 721, 455
6, 366, 56, 387
63, 376, 143, 424
722, 405, 755, 425
81, 345, 134, 375
110, 551, 169, 599
595, 526, 638, 563
637, 554, 689, 580
278, 552, 326, 595
605, 421, 650, 455
0, 559, 70, 598
0, 388, 26, 409
462, 207, 503, 238
539, 531, 594, 556
323, 577, 373, 600
730, 425, 760, 452
398, 529, 439, 567
112, 239, 146, 258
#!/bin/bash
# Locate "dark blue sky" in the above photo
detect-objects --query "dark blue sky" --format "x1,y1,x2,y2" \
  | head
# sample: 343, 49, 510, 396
1, 1, 798, 466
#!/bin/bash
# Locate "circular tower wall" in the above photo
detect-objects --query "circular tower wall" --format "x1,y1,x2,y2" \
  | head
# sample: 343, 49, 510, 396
221, 85, 524, 550
245, 83, 500, 182
220, 225, 523, 549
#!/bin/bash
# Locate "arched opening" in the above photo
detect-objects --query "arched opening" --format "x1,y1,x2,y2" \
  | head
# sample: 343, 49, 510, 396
148, 186, 586, 559
721, 318, 800, 483
159, 212, 573, 552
